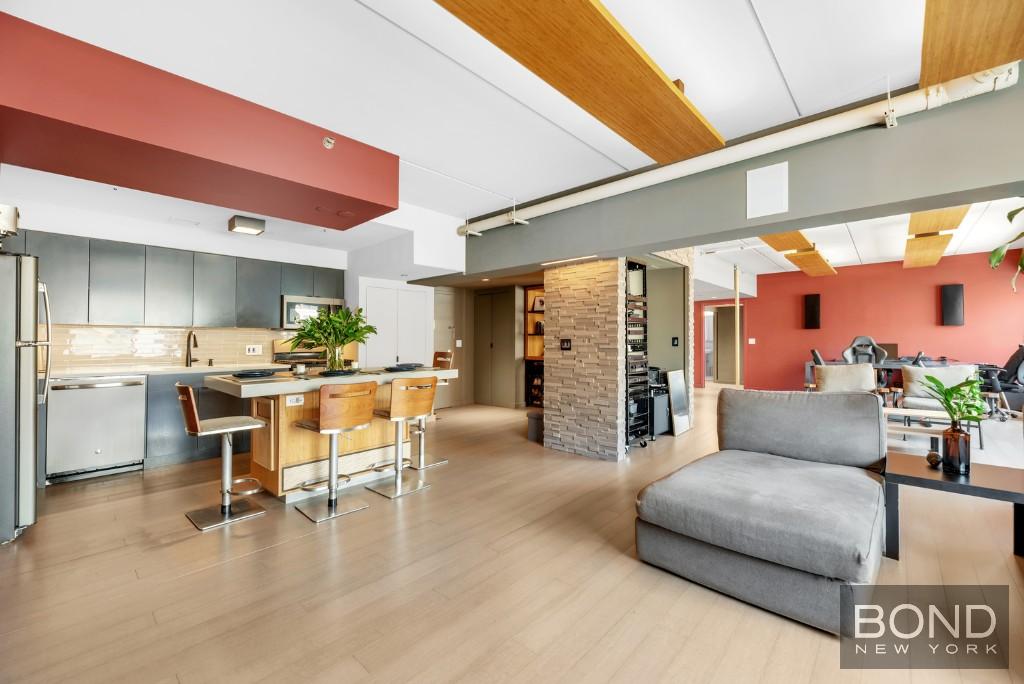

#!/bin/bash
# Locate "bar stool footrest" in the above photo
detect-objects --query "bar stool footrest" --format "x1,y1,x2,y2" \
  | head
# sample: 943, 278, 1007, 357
297, 473, 352, 493
228, 476, 264, 497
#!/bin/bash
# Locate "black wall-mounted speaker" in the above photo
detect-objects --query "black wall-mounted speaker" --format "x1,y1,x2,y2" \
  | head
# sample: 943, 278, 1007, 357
803, 293, 820, 329
940, 284, 964, 326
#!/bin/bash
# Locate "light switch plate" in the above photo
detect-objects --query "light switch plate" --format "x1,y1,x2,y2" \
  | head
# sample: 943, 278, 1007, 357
285, 395, 304, 407
748, 338, 756, 344
245, 344, 262, 356
455, 339, 463, 348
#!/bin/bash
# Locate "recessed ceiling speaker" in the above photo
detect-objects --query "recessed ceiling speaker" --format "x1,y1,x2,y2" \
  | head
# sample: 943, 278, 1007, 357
940, 284, 964, 326
803, 293, 820, 329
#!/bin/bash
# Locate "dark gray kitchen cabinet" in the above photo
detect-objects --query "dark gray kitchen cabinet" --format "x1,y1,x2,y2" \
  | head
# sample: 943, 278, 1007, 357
193, 253, 236, 327
145, 373, 198, 467
145, 247, 194, 327
313, 267, 344, 300
145, 372, 270, 466
281, 263, 314, 296
88, 239, 146, 325
236, 258, 282, 328
26, 231, 90, 324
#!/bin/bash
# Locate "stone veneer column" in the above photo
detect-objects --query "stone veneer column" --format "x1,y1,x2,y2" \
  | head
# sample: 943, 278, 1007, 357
542, 258, 626, 461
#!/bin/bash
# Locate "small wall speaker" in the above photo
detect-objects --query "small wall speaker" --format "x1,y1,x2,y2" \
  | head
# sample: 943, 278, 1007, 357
940, 284, 964, 326
803, 293, 821, 329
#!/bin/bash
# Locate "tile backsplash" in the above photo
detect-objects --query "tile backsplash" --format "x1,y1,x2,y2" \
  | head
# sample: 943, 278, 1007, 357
46, 324, 294, 371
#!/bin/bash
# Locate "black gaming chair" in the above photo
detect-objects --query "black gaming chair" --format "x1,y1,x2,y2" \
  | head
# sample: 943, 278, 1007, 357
981, 344, 1024, 414
841, 336, 888, 364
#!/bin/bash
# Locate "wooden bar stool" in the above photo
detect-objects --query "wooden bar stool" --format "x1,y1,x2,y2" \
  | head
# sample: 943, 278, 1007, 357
408, 353, 451, 471
293, 382, 377, 523
366, 376, 438, 499
176, 383, 267, 531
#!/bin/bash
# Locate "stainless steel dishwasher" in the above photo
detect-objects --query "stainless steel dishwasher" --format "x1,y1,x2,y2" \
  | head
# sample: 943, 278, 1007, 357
46, 374, 146, 481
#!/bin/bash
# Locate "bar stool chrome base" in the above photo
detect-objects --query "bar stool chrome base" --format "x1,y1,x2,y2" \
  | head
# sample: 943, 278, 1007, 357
408, 416, 448, 470
296, 495, 370, 523
186, 498, 266, 531
366, 471, 430, 499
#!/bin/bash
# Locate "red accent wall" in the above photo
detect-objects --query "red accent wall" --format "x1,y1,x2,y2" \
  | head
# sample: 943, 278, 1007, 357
0, 12, 398, 230
695, 253, 1024, 390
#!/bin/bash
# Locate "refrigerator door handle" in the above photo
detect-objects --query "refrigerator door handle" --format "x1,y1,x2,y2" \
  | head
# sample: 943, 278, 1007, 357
39, 282, 52, 404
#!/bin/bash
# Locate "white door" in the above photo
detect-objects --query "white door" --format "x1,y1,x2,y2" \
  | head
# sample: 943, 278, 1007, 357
365, 286, 398, 367
397, 289, 430, 365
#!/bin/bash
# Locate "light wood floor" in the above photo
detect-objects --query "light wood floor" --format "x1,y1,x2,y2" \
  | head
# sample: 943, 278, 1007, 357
1, 389, 1022, 683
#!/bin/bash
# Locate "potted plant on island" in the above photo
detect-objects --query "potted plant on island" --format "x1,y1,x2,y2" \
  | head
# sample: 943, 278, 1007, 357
922, 374, 987, 475
288, 307, 377, 376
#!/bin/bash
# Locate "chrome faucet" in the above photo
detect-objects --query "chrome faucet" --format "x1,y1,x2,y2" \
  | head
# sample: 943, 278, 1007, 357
186, 330, 199, 367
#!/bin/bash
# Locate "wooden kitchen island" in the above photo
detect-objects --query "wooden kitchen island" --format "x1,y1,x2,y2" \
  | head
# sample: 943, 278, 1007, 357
205, 368, 458, 499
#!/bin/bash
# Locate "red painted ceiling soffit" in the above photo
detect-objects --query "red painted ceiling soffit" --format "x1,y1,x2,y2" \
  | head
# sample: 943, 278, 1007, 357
0, 12, 399, 230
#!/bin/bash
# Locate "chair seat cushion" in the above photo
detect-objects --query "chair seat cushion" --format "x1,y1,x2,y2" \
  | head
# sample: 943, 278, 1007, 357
637, 450, 884, 582
197, 415, 265, 436
900, 396, 943, 411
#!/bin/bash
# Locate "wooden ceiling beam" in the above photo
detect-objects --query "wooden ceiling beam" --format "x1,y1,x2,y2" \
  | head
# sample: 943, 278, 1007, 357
434, 0, 724, 163
920, 0, 1024, 87
904, 233, 954, 268
785, 250, 837, 277
907, 205, 971, 236
759, 231, 814, 252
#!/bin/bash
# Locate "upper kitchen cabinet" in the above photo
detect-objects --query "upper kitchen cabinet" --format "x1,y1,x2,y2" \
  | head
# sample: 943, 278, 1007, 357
26, 231, 90, 324
89, 240, 146, 325
281, 263, 314, 296
145, 246, 194, 327
236, 258, 282, 328
193, 253, 236, 327
313, 267, 344, 300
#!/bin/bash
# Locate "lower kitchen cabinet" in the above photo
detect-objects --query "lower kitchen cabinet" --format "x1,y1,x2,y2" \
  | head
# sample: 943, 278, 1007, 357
145, 371, 276, 467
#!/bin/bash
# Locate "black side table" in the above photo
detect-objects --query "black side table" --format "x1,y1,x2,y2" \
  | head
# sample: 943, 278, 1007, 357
883, 450, 1024, 560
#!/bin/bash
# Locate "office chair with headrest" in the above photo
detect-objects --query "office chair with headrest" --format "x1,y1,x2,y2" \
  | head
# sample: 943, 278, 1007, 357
980, 344, 1024, 414
810, 349, 825, 366
841, 336, 888, 364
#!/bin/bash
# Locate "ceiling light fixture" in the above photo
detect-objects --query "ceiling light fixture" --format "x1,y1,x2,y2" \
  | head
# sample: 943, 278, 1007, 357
228, 215, 265, 236
540, 255, 598, 266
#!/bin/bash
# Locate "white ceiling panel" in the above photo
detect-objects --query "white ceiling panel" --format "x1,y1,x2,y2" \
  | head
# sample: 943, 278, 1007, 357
802, 223, 860, 267
0, 0, 631, 221
601, 0, 800, 139
750, 0, 925, 116
951, 198, 1024, 255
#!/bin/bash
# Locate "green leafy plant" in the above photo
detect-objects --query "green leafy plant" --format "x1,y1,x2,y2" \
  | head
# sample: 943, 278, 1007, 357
288, 307, 377, 371
922, 374, 987, 427
988, 205, 1024, 291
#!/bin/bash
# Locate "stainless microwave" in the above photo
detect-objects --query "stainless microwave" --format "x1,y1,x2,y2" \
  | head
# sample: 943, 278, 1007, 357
281, 296, 344, 329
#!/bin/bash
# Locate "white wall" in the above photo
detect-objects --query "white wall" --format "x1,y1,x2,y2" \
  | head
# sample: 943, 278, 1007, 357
693, 253, 757, 300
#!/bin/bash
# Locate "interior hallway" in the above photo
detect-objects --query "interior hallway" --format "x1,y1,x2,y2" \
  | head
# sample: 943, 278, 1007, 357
1, 390, 1022, 682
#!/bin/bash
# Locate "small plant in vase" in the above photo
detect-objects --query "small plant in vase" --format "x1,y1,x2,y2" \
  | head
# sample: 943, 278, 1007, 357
922, 374, 987, 475
288, 307, 376, 376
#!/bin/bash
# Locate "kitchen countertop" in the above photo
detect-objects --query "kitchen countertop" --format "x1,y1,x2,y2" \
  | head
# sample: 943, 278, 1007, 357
46, 362, 292, 379
205, 367, 459, 398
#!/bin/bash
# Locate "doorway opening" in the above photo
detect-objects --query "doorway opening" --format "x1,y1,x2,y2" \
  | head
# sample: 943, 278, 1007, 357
703, 304, 744, 386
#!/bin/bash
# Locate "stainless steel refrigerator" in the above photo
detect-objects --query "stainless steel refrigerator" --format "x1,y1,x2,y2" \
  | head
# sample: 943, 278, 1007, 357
0, 250, 51, 543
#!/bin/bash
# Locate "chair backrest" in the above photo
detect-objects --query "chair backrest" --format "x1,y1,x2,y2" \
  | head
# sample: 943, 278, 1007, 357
902, 364, 978, 398
810, 349, 825, 366
175, 383, 202, 435
389, 376, 438, 419
841, 336, 887, 364
718, 388, 885, 471
319, 381, 378, 431
813, 363, 876, 392
433, 351, 453, 369
999, 344, 1024, 383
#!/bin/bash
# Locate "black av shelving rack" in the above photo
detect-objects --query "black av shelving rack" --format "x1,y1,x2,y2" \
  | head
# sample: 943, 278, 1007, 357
625, 260, 649, 449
